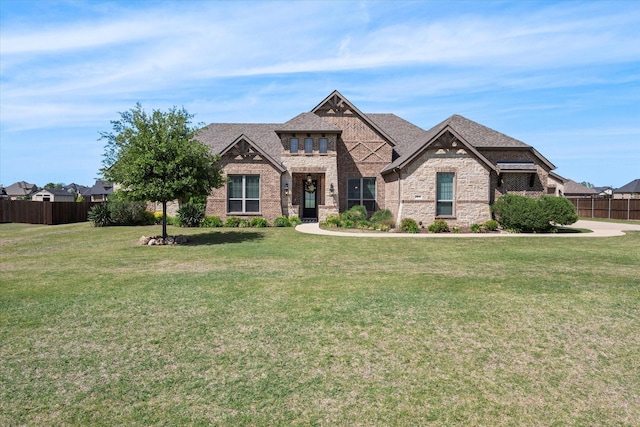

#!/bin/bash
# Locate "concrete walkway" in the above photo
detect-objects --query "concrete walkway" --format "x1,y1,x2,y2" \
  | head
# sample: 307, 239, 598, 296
295, 219, 640, 238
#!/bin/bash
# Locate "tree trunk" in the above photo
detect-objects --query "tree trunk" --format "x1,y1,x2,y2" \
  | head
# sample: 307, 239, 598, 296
162, 200, 168, 239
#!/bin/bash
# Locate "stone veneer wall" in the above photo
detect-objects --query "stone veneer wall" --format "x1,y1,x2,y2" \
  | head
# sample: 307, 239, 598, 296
280, 148, 339, 221
399, 149, 492, 227
206, 156, 283, 223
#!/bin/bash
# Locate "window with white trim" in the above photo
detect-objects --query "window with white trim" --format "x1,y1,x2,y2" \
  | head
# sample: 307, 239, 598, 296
228, 175, 260, 213
436, 172, 454, 216
347, 177, 376, 212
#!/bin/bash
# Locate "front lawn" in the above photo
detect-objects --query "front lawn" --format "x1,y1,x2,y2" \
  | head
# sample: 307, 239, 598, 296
1, 223, 639, 426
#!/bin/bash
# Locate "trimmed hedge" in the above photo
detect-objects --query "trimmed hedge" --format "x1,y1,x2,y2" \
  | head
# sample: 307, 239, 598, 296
492, 194, 577, 233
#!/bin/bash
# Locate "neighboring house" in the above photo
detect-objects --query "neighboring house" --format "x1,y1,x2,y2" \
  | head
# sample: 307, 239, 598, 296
31, 188, 76, 202
558, 178, 597, 198
83, 180, 113, 202
5, 181, 39, 200
196, 90, 559, 227
593, 186, 614, 198
614, 178, 640, 199
63, 183, 90, 198
0, 186, 7, 199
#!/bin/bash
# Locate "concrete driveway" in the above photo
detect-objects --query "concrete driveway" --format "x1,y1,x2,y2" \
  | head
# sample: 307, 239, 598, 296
295, 219, 640, 238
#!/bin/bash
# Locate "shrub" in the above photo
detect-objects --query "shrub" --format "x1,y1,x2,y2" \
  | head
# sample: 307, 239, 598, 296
165, 215, 180, 226
341, 219, 355, 228
273, 216, 291, 227
177, 202, 205, 227
356, 220, 371, 229
470, 223, 483, 233
237, 219, 251, 228
250, 217, 269, 228
492, 194, 552, 233
341, 205, 367, 222
370, 209, 392, 223
108, 200, 150, 225
538, 195, 578, 226
428, 219, 450, 233
323, 214, 342, 227
452, 226, 461, 234
225, 216, 242, 227
289, 216, 302, 226
142, 211, 156, 225
153, 211, 164, 224
400, 218, 419, 233
483, 219, 499, 231
88, 204, 112, 227
201, 216, 223, 228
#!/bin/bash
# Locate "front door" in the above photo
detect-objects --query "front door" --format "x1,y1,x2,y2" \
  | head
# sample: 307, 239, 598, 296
302, 179, 318, 220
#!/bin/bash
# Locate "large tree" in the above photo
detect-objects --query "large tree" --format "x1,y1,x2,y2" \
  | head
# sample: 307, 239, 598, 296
100, 104, 223, 238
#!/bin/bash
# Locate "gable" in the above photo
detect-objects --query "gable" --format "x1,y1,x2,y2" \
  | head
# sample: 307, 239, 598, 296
382, 126, 497, 175
220, 134, 286, 173
311, 90, 397, 147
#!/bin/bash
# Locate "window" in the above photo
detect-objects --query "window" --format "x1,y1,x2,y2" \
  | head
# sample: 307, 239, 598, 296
290, 138, 298, 153
228, 175, 260, 213
305, 138, 313, 154
347, 177, 376, 212
436, 172, 454, 216
319, 138, 328, 154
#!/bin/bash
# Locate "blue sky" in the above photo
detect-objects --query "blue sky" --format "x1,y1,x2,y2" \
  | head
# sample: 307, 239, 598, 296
1, 0, 638, 188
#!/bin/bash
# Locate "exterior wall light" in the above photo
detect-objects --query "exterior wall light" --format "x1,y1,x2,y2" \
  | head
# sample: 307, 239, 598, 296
283, 183, 289, 196
329, 183, 335, 195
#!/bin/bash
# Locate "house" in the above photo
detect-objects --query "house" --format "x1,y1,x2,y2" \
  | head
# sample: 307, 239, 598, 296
63, 183, 90, 198
593, 186, 614, 198
31, 188, 76, 202
614, 178, 640, 199
83, 180, 113, 202
5, 181, 39, 200
557, 178, 597, 198
196, 90, 558, 227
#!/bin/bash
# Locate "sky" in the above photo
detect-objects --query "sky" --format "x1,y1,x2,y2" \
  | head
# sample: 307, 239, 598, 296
1, 0, 639, 189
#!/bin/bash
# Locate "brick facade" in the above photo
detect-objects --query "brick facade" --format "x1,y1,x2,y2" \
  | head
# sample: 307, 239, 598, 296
196, 91, 558, 228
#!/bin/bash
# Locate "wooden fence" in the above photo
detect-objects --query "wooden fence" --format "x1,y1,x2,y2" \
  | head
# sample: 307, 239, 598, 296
569, 198, 640, 221
0, 200, 99, 225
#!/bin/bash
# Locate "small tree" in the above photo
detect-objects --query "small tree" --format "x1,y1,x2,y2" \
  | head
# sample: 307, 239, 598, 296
100, 104, 224, 238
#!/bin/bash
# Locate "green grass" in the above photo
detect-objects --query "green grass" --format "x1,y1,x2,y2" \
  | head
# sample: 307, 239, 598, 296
1, 222, 639, 426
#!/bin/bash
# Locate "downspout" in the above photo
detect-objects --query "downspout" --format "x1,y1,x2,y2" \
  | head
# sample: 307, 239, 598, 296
396, 168, 402, 227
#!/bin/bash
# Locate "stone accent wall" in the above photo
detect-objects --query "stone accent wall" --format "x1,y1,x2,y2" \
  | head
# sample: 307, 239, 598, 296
316, 112, 393, 213
206, 155, 283, 223
399, 148, 492, 227
280, 152, 339, 221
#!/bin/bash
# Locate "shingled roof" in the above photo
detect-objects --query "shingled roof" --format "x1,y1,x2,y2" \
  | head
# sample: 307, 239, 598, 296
196, 92, 555, 175
276, 113, 341, 133
196, 123, 283, 163
563, 179, 597, 195
616, 178, 640, 193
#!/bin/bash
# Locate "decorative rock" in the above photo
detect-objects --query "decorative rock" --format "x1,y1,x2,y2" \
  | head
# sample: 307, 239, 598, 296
140, 235, 188, 246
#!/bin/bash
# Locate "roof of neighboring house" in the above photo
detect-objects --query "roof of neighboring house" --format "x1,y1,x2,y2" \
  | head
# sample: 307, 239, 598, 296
615, 178, 640, 193
563, 179, 597, 195
35, 188, 75, 196
83, 180, 114, 196
5, 181, 38, 196
64, 183, 90, 194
